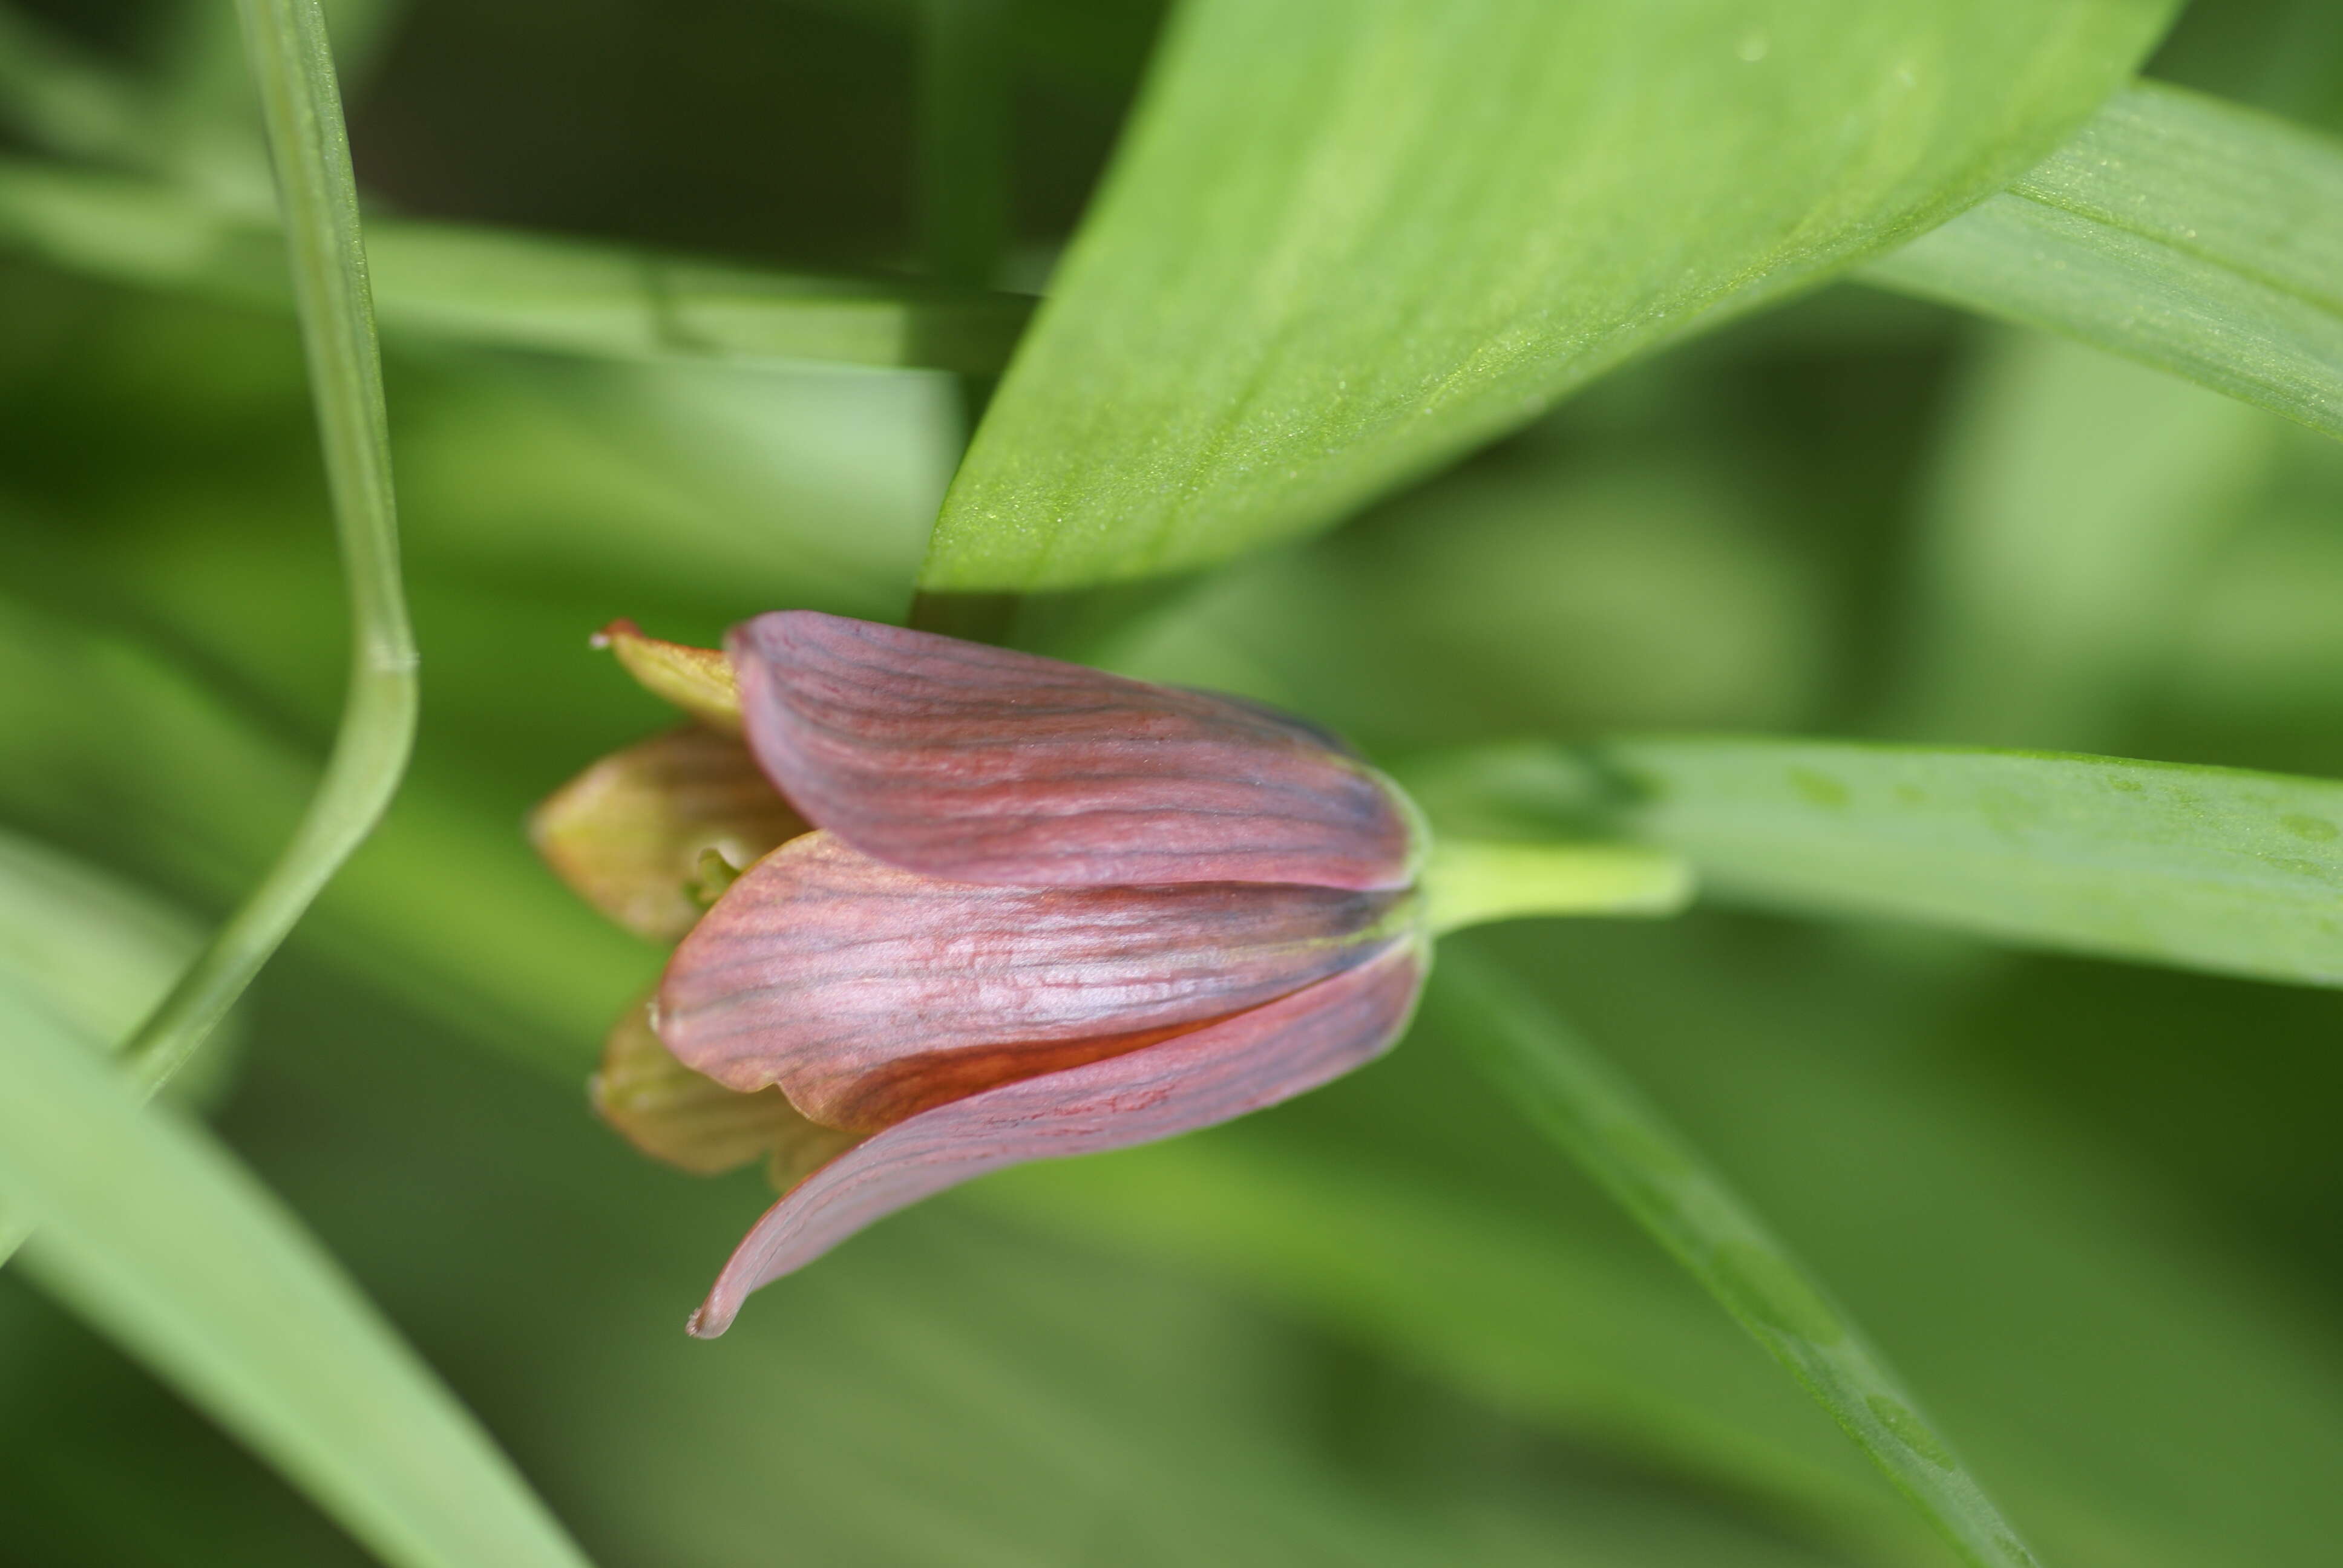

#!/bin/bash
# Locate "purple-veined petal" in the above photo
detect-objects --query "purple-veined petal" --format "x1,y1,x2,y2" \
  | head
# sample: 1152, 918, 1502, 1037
529, 726, 809, 941
657, 831, 1415, 1130
727, 611, 1417, 890
684, 940, 1426, 1337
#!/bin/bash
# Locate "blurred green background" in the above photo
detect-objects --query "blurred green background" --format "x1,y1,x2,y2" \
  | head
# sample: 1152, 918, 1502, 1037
5, 1, 2343, 1564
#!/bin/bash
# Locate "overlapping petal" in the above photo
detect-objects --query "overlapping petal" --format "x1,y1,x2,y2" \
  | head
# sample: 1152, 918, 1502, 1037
592, 997, 859, 1183
727, 610, 1418, 891
657, 831, 1415, 1130
529, 726, 808, 941
684, 940, 1427, 1337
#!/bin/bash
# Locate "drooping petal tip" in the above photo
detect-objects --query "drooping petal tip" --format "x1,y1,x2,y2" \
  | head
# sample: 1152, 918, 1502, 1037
681, 939, 1426, 1338
726, 610, 1420, 891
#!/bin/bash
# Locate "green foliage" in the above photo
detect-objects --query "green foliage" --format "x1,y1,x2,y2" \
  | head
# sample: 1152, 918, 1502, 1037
1882, 328, 2275, 752
11, 0, 2343, 1564
922, 0, 2175, 591
0, 978, 591, 1568
0, 157, 1035, 373
1866, 81, 2343, 442
1595, 736, 2343, 986
1436, 950, 2037, 1568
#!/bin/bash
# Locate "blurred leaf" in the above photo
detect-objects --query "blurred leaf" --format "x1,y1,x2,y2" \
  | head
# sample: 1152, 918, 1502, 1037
0, 975, 592, 1568
921, 0, 2176, 592
0, 2, 151, 163
1886, 329, 2276, 751
0, 827, 216, 1064
975, 1135, 1942, 1563
0, 157, 1035, 373
195, 963, 1861, 1568
1477, 915, 2343, 1568
1864, 81, 2343, 442
1598, 736, 2343, 986
0, 588, 655, 1071
1437, 949, 2036, 1568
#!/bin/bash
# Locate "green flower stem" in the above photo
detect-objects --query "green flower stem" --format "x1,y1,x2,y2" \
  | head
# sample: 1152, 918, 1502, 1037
1421, 838, 1693, 935
122, 0, 416, 1089
1438, 950, 2042, 1568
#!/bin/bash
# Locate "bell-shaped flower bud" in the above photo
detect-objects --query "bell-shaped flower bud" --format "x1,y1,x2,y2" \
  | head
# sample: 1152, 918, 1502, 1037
535, 613, 1699, 1336
609, 612, 1434, 1336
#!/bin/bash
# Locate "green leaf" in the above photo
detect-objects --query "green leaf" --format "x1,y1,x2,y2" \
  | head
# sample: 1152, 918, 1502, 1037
1863, 80, 2343, 443
1433, 946, 2040, 1568
0, 975, 592, 1568
0, 156, 1034, 373
920, 0, 2177, 593
1596, 736, 2343, 985
0, 826, 217, 1061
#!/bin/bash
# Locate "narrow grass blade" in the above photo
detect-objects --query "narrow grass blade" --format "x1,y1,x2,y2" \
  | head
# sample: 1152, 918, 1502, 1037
113, 0, 420, 1092
1598, 736, 2343, 987
1864, 80, 2343, 442
920, 0, 2174, 593
0, 156, 1035, 373
1434, 946, 2042, 1568
0, 976, 592, 1568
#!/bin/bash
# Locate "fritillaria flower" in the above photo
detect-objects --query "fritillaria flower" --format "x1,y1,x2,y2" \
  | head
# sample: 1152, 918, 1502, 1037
534, 612, 1432, 1336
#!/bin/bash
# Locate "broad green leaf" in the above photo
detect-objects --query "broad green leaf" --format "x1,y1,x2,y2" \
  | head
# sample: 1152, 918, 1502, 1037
0, 976, 592, 1568
1435, 948, 2037, 1568
1863, 81, 2343, 442
1598, 736, 2343, 986
0, 157, 1034, 373
1887, 329, 2275, 751
920, 0, 2177, 592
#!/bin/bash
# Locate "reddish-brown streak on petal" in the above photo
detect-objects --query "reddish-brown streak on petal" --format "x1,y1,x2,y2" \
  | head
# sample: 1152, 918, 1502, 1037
683, 941, 1427, 1337
657, 832, 1414, 1130
726, 611, 1415, 890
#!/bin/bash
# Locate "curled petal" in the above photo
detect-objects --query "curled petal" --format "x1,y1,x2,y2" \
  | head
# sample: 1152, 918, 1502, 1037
592, 997, 860, 1178
529, 727, 810, 941
658, 831, 1415, 1130
685, 940, 1426, 1337
728, 611, 1417, 890
597, 620, 743, 733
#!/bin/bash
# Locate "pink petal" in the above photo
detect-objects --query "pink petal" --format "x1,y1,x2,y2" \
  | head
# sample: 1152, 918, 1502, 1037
727, 611, 1417, 890
684, 940, 1426, 1337
657, 831, 1415, 1131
